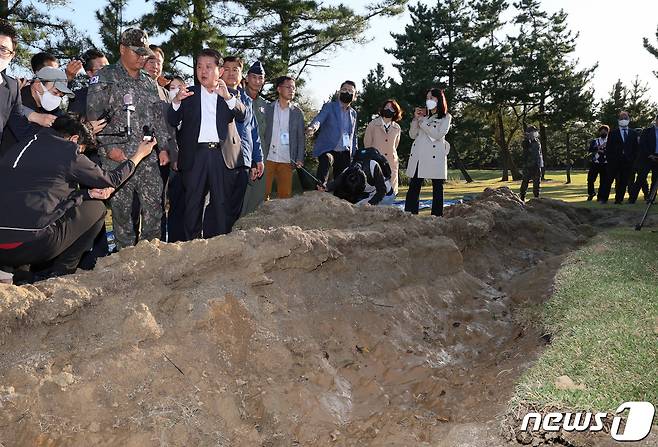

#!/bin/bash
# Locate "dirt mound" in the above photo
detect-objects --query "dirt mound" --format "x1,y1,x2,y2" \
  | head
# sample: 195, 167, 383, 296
0, 189, 626, 446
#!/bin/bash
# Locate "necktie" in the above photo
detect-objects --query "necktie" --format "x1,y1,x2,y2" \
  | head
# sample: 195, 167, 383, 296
622, 129, 627, 142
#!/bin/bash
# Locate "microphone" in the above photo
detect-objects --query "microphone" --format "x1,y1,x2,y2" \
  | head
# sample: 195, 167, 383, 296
123, 93, 135, 136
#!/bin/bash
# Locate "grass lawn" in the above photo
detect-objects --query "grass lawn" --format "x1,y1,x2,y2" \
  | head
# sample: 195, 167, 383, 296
509, 228, 658, 415
398, 169, 655, 212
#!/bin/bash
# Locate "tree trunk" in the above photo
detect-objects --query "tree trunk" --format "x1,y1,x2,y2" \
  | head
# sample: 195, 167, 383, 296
495, 110, 521, 181
565, 132, 571, 184
450, 145, 473, 183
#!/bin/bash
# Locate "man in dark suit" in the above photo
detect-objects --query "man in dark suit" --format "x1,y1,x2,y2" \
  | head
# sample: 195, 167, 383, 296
598, 111, 639, 204
628, 114, 658, 204
167, 48, 246, 240
0, 20, 22, 149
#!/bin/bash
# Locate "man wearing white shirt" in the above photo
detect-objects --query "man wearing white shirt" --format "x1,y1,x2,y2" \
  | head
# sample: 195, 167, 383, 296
263, 76, 306, 199
167, 48, 246, 239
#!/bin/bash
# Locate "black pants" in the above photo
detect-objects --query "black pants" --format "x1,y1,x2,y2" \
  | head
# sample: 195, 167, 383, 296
317, 150, 351, 186
405, 166, 444, 216
628, 160, 658, 203
166, 170, 186, 242
520, 166, 541, 200
0, 201, 106, 273
183, 146, 249, 240
599, 160, 633, 203
587, 163, 606, 198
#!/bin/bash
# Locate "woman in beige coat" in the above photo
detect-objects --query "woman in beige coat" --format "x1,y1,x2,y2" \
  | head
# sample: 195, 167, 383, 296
363, 99, 402, 195
405, 88, 452, 216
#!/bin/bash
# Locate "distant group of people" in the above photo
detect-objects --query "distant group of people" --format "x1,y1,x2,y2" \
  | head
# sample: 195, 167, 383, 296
0, 22, 455, 283
517, 111, 658, 205
587, 111, 658, 204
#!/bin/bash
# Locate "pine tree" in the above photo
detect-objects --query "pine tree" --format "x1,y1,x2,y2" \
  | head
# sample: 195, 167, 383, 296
139, 0, 229, 79
1, 0, 92, 65
643, 26, 658, 78
230, 0, 408, 81
95, 0, 130, 64
599, 80, 627, 128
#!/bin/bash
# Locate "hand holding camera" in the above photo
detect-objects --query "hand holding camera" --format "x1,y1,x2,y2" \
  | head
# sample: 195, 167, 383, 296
414, 107, 427, 119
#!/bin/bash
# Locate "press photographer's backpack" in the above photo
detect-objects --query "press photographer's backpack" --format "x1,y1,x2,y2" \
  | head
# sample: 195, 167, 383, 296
353, 147, 392, 180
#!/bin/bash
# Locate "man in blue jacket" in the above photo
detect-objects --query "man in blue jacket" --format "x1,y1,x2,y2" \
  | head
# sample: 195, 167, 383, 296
306, 80, 358, 187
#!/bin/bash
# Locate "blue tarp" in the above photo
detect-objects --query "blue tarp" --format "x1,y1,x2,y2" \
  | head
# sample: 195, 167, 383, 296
390, 199, 463, 211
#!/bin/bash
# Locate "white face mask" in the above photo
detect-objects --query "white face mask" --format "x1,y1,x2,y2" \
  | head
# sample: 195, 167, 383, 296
618, 119, 630, 128
533, 131, 539, 139
39, 88, 63, 112
168, 88, 179, 101
426, 99, 438, 111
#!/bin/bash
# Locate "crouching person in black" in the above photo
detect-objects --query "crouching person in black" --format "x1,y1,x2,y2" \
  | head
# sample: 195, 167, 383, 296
0, 113, 157, 281
327, 148, 395, 206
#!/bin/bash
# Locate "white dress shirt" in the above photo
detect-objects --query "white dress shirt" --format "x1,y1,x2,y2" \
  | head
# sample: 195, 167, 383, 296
172, 87, 237, 143
267, 100, 291, 163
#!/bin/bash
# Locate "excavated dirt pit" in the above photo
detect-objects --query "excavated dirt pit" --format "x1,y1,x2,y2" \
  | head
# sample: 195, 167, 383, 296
0, 188, 653, 446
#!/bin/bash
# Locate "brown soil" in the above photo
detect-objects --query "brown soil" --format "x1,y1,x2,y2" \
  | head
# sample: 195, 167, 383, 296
0, 188, 654, 446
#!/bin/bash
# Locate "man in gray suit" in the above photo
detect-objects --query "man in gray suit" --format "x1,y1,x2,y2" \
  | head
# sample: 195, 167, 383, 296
263, 76, 306, 200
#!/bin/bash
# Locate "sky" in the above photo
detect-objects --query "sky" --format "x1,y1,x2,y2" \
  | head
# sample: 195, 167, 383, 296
36, 0, 658, 108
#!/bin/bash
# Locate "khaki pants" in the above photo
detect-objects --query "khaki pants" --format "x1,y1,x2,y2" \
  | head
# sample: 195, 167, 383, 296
265, 160, 294, 199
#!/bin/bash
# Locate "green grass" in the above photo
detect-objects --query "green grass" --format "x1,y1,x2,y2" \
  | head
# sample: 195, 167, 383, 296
509, 229, 658, 414
398, 169, 654, 211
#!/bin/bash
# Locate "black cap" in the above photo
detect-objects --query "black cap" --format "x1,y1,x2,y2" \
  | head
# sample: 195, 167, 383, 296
247, 61, 265, 76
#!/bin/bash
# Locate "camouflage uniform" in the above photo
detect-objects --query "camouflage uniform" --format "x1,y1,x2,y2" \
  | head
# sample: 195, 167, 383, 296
86, 29, 172, 249
241, 95, 270, 216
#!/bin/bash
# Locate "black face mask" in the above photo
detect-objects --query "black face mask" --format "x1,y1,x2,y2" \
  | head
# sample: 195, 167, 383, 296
339, 91, 354, 104
600, 132, 608, 138
381, 109, 395, 119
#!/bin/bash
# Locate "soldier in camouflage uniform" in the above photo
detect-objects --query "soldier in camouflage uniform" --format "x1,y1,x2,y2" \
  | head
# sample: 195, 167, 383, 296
86, 28, 173, 249
240, 61, 270, 216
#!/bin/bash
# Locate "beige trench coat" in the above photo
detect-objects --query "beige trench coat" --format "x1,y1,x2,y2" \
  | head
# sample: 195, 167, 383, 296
406, 113, 452, 180
363, 117, 401, 194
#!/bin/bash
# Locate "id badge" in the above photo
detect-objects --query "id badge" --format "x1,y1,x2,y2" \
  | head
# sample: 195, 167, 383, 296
342, 133, 351, 148
280, 131, 290, 145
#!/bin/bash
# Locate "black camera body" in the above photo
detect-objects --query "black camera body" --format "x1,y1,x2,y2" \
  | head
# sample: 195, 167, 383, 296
97, 108, 115, 125
142, 125, 155, 142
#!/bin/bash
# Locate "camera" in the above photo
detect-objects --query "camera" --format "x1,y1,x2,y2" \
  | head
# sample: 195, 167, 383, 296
97, 108, 115, 125
142, 125, 155, 142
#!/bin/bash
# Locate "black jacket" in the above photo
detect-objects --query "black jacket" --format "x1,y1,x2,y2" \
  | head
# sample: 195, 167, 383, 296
638, 126, 658, 162
166, 85, 246, 171
0, 71, 22, 155
1, 84, 64, 152
606, 127, 638, 165
0, 129, 135, 242
588, 138, 607, 164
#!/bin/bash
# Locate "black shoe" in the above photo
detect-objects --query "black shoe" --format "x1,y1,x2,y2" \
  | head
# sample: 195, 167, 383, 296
614, 201, 622, 204
587, 195, 594, 201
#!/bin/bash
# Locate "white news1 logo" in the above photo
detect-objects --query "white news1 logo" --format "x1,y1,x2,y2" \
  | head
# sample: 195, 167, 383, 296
521, 401, 656, 442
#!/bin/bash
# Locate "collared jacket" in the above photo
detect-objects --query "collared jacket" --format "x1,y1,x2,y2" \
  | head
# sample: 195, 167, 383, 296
309, 100, 358, 157
407, 113, 452, 180
263, 100, 306, 164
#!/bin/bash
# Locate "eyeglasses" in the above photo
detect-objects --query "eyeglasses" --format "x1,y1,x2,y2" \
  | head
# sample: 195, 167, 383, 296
0, 46, 15, 58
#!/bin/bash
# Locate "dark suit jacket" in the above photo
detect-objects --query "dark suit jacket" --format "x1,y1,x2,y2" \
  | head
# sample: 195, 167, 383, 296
0, 71, 22, 157
638, 126, 658, 161
167, 85, 246, 171
68, 86, 88, 116
606, 127, 638, 166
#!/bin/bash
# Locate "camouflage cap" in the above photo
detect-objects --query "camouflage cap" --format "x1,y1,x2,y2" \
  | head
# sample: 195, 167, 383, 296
120, 28, 153, 57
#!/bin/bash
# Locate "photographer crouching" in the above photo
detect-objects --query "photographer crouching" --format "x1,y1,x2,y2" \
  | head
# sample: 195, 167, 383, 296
0, 113, 157, 283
